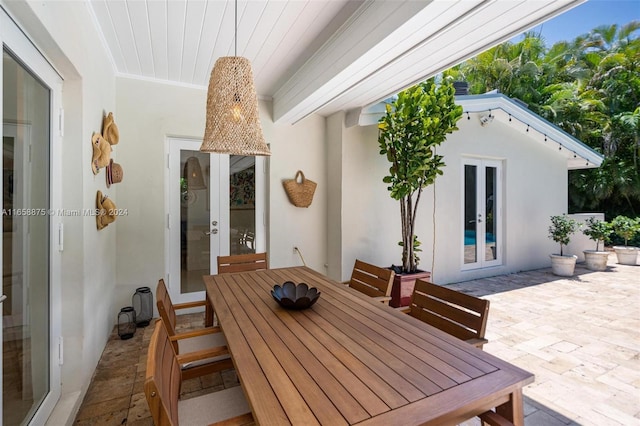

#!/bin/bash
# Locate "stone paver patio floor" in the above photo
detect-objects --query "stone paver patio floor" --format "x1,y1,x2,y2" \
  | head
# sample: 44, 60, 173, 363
453, 254, 639, 426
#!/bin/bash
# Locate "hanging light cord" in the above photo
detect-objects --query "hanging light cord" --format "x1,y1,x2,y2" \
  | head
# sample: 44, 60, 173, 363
234, 0, 238, 56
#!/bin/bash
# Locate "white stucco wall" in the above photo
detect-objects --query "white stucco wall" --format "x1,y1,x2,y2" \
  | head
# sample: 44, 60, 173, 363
114, 78, 328, 310
339, 111, 576, 285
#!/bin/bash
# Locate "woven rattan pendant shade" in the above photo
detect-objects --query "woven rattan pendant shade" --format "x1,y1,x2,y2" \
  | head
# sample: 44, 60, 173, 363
201, 56, 271, 156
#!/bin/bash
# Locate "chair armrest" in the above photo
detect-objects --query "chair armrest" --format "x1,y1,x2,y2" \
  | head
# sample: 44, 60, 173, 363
176, 346, 229, 364
209, 412, 255, 426
170, 326, 223, 341
478, 410, 514, 426
465, 337, 489, 348
173, 300, 208, 310
371, 296, 392, 304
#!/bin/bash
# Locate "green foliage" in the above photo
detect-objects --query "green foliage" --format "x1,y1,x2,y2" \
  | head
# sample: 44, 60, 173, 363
582, 217, 612, 251
378, 77, 463, 272
610, 215, 640, 246
455, 23, 640, 217
548, 215, 578, 256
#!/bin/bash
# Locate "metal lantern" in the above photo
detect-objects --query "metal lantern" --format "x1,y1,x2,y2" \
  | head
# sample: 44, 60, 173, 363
118, 307, 136, 340
132, 286, 153, 327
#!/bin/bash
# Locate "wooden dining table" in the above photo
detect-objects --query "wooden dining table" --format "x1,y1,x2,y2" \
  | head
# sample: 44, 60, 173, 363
204, 266, 534, 426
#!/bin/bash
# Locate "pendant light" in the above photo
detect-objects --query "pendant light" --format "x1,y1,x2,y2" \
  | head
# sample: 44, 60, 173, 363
183, 156, 206, 190
200, 0, 271, 156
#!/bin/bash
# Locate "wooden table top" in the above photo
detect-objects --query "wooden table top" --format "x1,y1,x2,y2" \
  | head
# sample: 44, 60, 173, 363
204, 266, 533, 426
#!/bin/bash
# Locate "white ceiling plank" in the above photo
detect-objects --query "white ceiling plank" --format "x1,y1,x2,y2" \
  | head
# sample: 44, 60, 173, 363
126, 0, 155, 78
206, 1, 236, 78
146, 0, 168, 80
259, 0, 356, 96
105, 0, 142, 75
167, 0, 187, 81
193, 0, 228, 85
180, 0, 208, 84
89, 0, 128, 73
236, 0, 268, 57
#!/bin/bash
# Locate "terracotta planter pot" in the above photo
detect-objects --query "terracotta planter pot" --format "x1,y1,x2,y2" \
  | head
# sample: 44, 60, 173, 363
389, 270, 431, 308
583, 250, 609, 271
549, 254, 577, 277
613, 246, 639, 265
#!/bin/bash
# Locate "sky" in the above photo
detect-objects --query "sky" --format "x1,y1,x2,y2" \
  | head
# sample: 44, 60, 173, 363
512, 0, 639, 46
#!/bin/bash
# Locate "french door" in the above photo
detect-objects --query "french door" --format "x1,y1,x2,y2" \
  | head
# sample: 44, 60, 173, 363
1, 6, 63, 425
166, 138, 266, 304
462, 158, 502, 269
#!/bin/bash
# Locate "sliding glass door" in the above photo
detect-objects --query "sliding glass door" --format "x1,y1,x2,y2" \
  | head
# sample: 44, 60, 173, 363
2, 7, 62, 425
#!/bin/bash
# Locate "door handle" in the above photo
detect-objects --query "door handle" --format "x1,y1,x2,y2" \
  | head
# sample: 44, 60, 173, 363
0, 295, 6, 304
203, 229, 218, 236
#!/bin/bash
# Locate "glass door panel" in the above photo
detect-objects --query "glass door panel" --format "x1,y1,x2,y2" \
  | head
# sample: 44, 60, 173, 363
2, 49, 51, 426
485, 167, 497, 262
464, 164, 478, 265
229, 155, 256, 256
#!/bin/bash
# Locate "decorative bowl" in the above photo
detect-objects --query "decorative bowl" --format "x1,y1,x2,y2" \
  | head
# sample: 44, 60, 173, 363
271, 281, 320, 310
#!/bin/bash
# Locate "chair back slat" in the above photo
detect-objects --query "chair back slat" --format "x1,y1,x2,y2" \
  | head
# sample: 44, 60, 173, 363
145, 320, 182, 425
156, 280, 177, 334
217, 252, 269, 274
409, 280, 490, 345
348, 259, 395, 300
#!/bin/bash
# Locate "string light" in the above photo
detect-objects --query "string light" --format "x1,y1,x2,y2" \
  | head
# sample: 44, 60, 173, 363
459, 107, 594, 165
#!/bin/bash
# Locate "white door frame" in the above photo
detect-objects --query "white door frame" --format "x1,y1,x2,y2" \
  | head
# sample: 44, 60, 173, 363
1, 6, 63, 424
461, 157, 502, 270
164, 137, 266, 305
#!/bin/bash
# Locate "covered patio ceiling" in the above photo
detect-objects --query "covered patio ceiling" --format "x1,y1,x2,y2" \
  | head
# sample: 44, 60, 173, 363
89, 0, 585, 124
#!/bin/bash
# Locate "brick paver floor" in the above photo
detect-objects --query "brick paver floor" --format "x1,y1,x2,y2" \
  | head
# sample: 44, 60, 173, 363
454, 253, 639, 426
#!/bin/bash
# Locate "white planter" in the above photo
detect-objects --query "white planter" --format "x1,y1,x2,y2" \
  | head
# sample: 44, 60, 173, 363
613, 246, 639, 265
550, 254, 578, 276
583, 250, 609, 271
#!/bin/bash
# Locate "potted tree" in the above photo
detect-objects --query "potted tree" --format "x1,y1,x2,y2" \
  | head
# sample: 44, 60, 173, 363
378, 76, 462, 306
582, 216, 611, 271
548, 215, 579, 276
610, 215, 639, 265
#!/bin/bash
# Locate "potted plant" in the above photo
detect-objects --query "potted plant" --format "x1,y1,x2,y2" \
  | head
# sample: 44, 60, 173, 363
610, 215, 639, 265
378, 76, 462, 306
582, 216, 611, 271
548, 215, 578, 276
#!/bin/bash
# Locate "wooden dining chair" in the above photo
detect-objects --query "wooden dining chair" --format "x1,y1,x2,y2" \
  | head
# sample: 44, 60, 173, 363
217, 252, 269, 274
156, 279, 233, 379
406, 279, 490, 349
346, 259, 395, 304
145, 320, 254, 426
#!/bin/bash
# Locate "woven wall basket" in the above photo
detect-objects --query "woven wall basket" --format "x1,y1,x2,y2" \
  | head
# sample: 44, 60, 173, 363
283, 171, 317, 208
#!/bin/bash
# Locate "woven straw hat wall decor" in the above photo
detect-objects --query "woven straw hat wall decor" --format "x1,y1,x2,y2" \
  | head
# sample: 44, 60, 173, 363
200, 0, 271, 156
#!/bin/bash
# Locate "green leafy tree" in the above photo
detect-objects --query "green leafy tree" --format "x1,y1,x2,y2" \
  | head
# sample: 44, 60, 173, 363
456, 23, 640, 218
378, 77, 463, 272
548, 215, 578, 256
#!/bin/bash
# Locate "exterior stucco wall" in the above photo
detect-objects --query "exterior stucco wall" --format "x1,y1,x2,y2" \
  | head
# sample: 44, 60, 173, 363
340, 113, 574, 285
